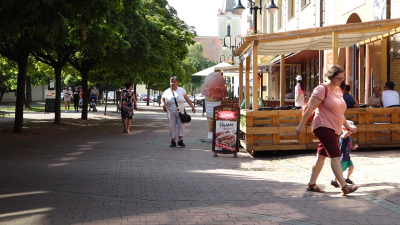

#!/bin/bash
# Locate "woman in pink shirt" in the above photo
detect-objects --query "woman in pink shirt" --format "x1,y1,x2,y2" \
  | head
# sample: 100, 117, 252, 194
295, 65, 358, 196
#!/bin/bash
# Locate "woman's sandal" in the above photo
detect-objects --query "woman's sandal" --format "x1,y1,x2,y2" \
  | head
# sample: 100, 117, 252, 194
341, 184, 359, 196
345, 178, 354, 184
307, 183, 325, 193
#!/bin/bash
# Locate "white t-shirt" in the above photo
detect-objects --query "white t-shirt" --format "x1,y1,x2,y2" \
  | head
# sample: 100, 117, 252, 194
295, 83, 305, 107
63, 90, 72, 101
382, 90, 400, 107
162, 87, 186, 111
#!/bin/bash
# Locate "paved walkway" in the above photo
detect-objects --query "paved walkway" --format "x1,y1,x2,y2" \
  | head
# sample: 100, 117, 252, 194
0, 103, 399, 225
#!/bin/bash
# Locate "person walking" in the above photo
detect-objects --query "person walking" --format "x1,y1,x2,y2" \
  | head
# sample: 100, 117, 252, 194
162, 76, 196, 147
79, 87, 83, 108
295, 65, 359, 196
331, 120, 358, 188
63, 85, 72, 112
120, 82, 137, 134
72, 87, 80, 112
295, 75, 305, 107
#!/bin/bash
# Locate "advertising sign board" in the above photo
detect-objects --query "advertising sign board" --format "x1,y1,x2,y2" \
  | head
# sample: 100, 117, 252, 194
212, 105, 240, 158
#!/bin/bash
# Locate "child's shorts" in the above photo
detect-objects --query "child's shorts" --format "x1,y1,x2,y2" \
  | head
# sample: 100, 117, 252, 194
341, 160, 354, 171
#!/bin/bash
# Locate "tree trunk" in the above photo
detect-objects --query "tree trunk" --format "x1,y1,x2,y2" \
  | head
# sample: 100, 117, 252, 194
14, 60, 28, 133
81, 70, 89, 120
25, 76, 31, 108
104, 81, 109, 115
54, 66, 62, 124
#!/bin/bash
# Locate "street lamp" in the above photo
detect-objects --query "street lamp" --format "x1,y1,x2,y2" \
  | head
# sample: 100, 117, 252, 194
233, 0, 279, 34
219, 55, 225, 63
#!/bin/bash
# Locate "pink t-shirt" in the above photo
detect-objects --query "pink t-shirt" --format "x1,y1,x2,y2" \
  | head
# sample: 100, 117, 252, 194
311, 84, 346, 135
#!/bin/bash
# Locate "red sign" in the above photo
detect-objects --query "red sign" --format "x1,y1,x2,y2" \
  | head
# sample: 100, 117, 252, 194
215, 142, 235, 151
218, 111, 235, 119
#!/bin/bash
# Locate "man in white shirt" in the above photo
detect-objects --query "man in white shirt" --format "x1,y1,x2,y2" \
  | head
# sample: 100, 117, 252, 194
381, 81, 400, 107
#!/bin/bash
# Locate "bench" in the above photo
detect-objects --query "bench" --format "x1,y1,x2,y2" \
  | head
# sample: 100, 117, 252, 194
0, 111, 11, 117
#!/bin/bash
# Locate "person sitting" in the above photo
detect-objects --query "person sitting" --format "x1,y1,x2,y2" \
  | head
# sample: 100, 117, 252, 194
381, 81, 400, 107
285, 88, 294, 99
368, 85, 382, 107
343, 85, 359, 108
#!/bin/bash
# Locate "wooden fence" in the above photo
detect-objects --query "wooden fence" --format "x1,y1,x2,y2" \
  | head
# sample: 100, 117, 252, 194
240, 108, 400, 155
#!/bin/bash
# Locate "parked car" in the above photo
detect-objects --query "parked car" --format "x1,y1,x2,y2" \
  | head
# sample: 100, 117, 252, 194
194, 94, 205, 106
186, 95, 194, 103
151, 94, 158, 102
142, 94, 149, 101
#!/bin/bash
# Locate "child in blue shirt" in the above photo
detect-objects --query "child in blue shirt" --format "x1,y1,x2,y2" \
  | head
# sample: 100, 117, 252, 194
331, 120, 358, 187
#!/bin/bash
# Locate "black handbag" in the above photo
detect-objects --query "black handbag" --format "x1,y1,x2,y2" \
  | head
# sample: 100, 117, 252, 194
171, 88, 191, 123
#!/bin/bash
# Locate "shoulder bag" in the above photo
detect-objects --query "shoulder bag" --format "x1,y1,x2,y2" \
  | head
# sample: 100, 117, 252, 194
302, 83, 328, 123
171, 88, 191, 123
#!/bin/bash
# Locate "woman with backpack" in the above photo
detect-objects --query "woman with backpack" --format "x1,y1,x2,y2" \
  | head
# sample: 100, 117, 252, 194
295, 65, 358, 196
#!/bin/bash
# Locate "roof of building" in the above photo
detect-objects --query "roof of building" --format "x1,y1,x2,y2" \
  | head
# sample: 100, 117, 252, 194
220, 0, 236, 15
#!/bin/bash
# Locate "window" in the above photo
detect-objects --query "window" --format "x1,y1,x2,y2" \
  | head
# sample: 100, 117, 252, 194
277, 1, 283, 30
301, 0, 311, 9
288, 0, 295, 20
227, 25, 231, 36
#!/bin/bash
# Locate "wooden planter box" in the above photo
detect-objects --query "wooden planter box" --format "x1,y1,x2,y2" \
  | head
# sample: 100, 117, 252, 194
240, 108, 400, 155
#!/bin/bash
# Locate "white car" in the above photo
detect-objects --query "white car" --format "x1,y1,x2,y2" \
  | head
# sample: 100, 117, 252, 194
194, 94, 205, 106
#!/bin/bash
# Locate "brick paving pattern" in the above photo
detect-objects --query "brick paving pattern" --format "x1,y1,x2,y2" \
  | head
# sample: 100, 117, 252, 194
0, 103, 399, 224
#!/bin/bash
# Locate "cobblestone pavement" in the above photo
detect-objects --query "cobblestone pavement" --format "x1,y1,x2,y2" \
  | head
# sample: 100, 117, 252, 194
0, 103, 399, 225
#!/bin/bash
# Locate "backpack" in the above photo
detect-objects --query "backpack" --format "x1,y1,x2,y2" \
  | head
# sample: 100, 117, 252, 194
302, 84, 328, 123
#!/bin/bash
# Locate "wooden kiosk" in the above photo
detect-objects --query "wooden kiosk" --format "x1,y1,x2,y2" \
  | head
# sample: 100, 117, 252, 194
232, 19, 400, 155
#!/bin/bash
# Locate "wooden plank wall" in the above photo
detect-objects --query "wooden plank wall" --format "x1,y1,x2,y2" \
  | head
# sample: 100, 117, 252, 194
240, 108, 400, 152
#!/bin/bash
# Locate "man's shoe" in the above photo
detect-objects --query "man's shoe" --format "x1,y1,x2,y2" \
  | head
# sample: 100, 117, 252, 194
170, 140, 176, 147
177, 140, 185, 147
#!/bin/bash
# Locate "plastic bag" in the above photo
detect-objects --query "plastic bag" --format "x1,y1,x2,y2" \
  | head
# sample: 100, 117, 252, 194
240, 97, 264, 109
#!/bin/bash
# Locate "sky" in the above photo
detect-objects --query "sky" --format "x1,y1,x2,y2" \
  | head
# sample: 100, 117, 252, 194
167, 0, 249, 37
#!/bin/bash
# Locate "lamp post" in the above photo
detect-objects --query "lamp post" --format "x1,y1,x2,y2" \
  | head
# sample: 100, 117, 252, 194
233, 0, 279, 33
222, 35, 237, 64
219, 55, 225, 63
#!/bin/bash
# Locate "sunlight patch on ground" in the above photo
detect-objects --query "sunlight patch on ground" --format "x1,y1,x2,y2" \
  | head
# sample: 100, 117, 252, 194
48, 163, 70, 167
0, 208, 53, 219
0, 191, 49, 199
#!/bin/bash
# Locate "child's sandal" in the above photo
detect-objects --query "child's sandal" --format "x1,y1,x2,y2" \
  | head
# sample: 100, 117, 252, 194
345, 179, 354, 184
307, 183, 325, 193
331, 180, 340, 188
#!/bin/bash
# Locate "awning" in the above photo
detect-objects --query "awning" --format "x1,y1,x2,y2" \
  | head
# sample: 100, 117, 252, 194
192, 62, 233, 76
268, 50, 320, 64
234, 18, 400, 58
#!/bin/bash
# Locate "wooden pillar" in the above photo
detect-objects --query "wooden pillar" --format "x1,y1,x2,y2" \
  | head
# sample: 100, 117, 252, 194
381, 37, 388, 89
365, 44, 372, 103
280, 54, 285, 106
252, 40, 259, 111
359, 44, 365, 104
245, 57, 251, 109
346, 46, 353, 87
332, 32, 338, 65
239, 61, 244, 107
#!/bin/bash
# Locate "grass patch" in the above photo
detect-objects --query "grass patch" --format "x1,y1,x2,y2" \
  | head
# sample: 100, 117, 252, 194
0, 106, 46, 112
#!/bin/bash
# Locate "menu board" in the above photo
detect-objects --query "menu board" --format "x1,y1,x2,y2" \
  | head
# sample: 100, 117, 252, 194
212, 105, 240, 157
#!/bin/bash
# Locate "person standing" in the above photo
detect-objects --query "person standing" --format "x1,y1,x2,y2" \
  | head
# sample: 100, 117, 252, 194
72, 87, 80, 112
90, 86, 99, 102
295, 65, 359, 196
295, 75, 305, 107
79, 87, 83, 108
116, 88, 122, 112
63, 85, 72, 112
162, 76, 196, 147
120, 82, 137, 133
